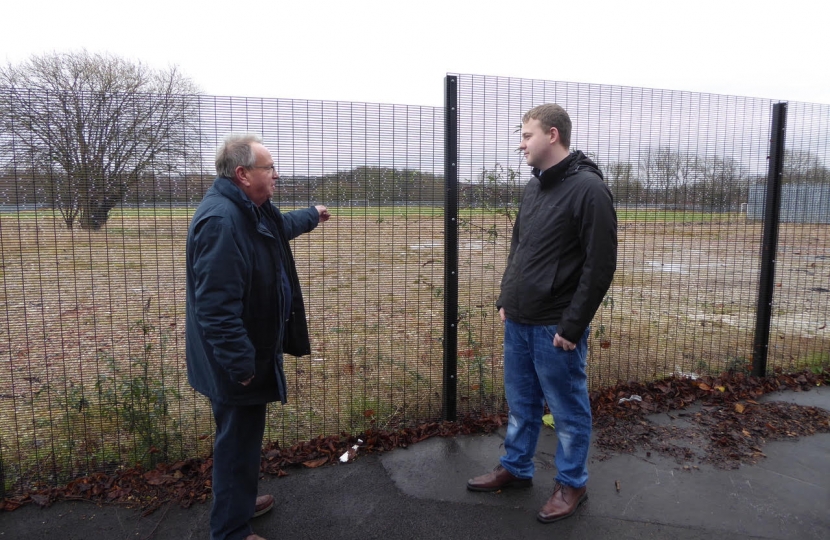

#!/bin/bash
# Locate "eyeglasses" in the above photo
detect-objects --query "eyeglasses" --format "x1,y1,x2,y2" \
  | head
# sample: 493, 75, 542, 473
249, 164, 278, 173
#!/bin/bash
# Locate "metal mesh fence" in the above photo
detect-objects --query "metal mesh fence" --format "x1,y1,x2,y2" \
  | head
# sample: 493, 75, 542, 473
766, 101, 830, 371
0, 78, 828, 495
0, 91, 447, 492
452, 74, 830, 414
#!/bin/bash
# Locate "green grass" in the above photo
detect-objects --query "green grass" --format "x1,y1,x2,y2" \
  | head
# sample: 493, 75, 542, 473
4, 206, 745, 223
319, 207, 741, 223
327, 206, 445, 218
616, 210, 740, 223
109, 208, 195, 219
2, 207, 197, 221
5, 205, 445, 221
800, 351, 830, 375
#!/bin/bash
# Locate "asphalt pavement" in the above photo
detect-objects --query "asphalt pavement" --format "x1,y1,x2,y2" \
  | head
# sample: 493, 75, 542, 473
1, 385, 828, 540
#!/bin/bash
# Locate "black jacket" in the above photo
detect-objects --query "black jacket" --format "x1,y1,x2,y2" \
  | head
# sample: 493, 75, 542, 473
497, 151, 617, 343
185, 177, 319, 405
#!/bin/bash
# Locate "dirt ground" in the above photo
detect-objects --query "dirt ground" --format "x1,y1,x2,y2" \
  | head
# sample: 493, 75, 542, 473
0, 211, 828, 488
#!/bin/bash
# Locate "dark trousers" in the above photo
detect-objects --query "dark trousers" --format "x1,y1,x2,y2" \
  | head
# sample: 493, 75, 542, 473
210, 401, 267, 540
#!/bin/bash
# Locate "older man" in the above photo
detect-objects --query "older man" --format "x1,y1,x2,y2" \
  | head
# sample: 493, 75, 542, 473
186, 134, 330, 540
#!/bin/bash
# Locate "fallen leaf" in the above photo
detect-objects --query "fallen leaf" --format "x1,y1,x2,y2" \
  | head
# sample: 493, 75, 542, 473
735, 403, 745, 414
31, 494, 50, 508
301, 457, 328, 468
1, 500, 22, 512
146, 475, 176, 486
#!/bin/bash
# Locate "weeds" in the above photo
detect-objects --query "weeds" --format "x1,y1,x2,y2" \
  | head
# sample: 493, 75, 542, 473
800, 351, 830, 375
7, 320, 184, 492
95, 319, 183, 468
725, 356, 752, 375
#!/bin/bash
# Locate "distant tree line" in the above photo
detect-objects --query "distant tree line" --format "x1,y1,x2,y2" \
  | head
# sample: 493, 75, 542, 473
616, 147, 828, 209
2, 146, 828, 214
0, 166, 447, 209
277, 166, 445, 206
3, 51, 829, 222
469, 148, 830, 214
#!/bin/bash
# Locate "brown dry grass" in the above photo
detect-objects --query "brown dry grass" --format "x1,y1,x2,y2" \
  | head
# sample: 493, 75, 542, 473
1, 209, 828, 486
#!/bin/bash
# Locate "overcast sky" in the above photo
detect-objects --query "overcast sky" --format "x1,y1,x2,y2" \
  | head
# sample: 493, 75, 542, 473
2, 0, 828, 107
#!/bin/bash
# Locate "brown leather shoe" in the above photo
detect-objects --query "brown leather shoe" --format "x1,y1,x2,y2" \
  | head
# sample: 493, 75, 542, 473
537, 482, 588, 523
253, 494, 274, 518
467, 465, 532, 492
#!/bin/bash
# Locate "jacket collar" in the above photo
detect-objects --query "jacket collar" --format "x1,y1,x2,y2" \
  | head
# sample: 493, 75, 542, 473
212, 177, 280, 240
533, 152, 578, 188
213, 176, 259, 222
532, 150, 601, 188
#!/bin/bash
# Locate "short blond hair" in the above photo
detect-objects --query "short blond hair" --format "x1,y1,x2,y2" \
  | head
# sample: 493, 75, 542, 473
523, 104, 571, 149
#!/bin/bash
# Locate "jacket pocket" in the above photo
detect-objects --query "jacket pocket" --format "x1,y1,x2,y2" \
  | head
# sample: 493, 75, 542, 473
548, 260, 560, 299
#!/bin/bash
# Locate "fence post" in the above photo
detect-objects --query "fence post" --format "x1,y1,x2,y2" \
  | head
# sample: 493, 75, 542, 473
443, 75, 459, 421
752, 102, 788, 377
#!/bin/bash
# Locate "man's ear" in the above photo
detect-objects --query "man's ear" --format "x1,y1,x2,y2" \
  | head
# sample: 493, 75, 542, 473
235, 165, 251, 186
549, 126, 560, 145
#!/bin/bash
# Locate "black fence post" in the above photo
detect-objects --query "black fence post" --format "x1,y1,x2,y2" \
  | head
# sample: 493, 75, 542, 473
443, 75, 459, 421
752, 101, 788, 377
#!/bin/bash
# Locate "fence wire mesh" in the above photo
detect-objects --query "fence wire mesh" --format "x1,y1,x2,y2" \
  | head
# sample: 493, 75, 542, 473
0, 78, 828, 495
453, 75, 829, 418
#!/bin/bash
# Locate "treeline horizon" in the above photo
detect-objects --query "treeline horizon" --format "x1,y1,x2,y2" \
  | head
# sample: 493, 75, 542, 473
1, 146, 828, 213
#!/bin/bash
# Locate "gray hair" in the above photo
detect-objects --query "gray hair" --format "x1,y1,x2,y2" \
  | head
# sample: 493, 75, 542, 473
215, 134, 263, 178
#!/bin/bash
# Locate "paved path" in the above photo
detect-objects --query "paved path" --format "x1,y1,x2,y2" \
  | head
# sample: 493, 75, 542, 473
2, 386, 828, 539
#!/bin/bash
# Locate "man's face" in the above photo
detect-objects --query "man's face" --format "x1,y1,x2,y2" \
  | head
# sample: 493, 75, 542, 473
519, 118, 555, 170
242, 143, 278, 206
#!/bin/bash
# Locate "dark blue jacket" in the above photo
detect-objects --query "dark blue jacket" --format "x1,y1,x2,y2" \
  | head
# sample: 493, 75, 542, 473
185, 177, 319, 405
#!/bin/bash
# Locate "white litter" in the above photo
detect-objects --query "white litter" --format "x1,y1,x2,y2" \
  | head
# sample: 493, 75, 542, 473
618, 395, 642, 404
339, 439, 363, 463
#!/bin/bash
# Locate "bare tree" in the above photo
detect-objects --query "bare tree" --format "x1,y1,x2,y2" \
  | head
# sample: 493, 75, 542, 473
639, 147, 698, 205
0, 50, 201, 229
696, 155, 747, 210
783, 149, 830, 185
605, 161, 643, 205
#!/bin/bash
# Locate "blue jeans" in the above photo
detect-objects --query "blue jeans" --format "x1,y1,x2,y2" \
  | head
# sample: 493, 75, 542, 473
210, 401, 267, 540
500, 319, 592, 488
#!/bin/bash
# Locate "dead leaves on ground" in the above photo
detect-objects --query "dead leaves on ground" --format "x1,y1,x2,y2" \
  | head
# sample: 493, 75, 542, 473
1, 369, 827, 514
0, 458, 214, 515
0, 413, 505, 514
590, 369, 825, 423
592, 369, 830, 469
